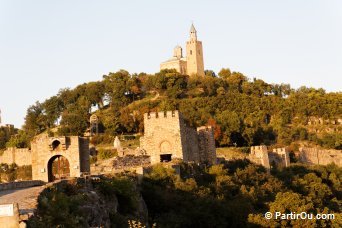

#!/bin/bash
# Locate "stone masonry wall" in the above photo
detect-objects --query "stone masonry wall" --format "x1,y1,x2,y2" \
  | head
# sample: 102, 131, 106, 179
268, 148, 290, 168
140, 111, 184, 164
0, 180, 44, 191
0, 148, 31, 166
299, 147, 342, 166
249, 145, 270, 169
249, 146, 291, 169
79, 137, 91, 173
31, 134, 90, 182
182, 126, 199, 163
197, 126, 216, 164
140, 110, 216, 165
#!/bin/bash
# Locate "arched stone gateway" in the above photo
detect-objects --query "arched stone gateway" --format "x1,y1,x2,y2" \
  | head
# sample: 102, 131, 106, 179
31, 134, 90, 182
47, 155, 70, 182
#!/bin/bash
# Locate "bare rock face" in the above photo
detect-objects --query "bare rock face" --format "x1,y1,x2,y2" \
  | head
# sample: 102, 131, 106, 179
79, 190, 118, 227
137, 194, 149, 224
27, 177, 149, 227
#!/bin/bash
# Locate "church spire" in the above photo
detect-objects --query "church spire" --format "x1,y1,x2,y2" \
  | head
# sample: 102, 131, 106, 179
190, 23, 197, 40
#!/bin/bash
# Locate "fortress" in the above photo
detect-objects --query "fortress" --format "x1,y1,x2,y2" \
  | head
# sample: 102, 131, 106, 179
160, 24, 205, 77
0, 134, 90, 182
140, 110, 216, 164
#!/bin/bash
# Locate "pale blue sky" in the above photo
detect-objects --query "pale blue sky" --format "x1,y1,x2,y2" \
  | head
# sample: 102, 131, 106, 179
0, 0, 341, 128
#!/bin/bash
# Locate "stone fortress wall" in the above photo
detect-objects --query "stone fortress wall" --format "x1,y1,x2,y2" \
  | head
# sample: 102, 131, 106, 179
249, 146, 271, 169
299, 147, 342, 166
0, 133, 90, 182
140, 110, 216, 164
0, 147, 32, 166
306, 116, 342, 134
249, 145, 341, 168
269, 147, 291, 168
249, 145, 290, 169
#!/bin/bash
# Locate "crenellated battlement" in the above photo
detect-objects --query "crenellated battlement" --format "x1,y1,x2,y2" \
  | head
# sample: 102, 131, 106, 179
145, 110, 180, 120
272, 148, 287, 154
0, 147, 31, 166
250, 145, 268, 155
5, 147, 31, 153
249, 146, 290, 169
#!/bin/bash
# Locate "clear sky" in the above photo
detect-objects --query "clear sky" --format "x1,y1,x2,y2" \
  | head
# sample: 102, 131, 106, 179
0, 0, 341, 128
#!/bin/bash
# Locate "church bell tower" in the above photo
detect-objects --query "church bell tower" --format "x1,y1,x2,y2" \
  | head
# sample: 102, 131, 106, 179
186, 24, 205, 77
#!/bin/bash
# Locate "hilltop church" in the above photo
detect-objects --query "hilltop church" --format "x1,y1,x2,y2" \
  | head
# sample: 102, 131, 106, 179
160, 24, 205, 77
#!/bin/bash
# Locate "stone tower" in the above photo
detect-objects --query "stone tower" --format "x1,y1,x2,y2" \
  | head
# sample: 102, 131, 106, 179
186, 24, 205, 77
140, 110, 216, 165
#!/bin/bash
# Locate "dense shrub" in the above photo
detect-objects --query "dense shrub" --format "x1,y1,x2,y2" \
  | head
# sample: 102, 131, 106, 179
28, 177, 142, 228
0, 164, 32, 182
142, 162, 342, 227
98, 148, 117, 160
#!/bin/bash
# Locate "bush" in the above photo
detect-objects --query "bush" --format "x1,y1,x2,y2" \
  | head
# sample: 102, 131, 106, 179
0, 164, 32, 182
90, 134, 114, 145
98, 148, 117, 160
90, 155, 97, 164
16, 165, 32, 180
95, 176, 139, 214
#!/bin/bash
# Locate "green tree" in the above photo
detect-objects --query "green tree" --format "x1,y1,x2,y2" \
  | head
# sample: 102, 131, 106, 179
218, 68, 231, 79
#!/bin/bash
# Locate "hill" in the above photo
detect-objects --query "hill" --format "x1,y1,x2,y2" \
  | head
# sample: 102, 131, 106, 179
5, 68, 341, 151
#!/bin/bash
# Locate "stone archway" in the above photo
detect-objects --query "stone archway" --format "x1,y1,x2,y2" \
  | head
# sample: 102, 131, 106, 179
160, 140, 172, 152
47, 155, 70, 182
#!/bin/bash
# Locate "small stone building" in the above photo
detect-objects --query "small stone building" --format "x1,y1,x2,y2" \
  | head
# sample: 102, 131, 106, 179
31, 134, 90, 182
140, 110, 216, 164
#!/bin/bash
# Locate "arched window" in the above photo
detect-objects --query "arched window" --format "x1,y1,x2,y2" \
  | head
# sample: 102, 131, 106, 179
52, 140, 61, 150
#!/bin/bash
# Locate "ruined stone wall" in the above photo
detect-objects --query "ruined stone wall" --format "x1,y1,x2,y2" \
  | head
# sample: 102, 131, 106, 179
249, 146, 291, 169
268, 148, 290, 168
0, 148, 31, 166
299, 147, 342, 166
249, 146, 270, 169
197, 126, 216, 164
